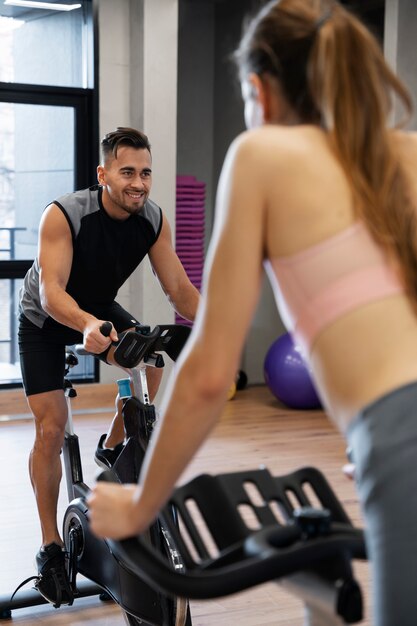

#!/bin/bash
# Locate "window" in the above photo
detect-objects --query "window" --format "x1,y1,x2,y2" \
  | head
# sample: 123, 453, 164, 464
0, 0, 93, 88
0, 0, 98, 388
0, 102, 75, 260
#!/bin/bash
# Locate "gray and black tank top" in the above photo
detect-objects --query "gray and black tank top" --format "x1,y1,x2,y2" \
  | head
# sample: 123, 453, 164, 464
20, 185, 163, 327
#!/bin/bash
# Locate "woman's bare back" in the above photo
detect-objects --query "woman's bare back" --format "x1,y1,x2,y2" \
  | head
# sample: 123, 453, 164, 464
252, 125, 417, 430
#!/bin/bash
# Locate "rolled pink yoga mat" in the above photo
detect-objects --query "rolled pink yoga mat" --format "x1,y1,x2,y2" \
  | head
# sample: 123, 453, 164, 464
176, 174, 206, 315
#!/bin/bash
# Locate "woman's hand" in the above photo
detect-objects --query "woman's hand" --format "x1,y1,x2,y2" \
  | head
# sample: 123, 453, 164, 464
87, 482, 145, 539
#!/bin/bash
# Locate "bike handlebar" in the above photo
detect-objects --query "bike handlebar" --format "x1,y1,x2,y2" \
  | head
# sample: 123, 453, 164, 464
94, 466, 366, 603
73, 322, 191, 368
100, 321, 113, 337
107, 524, 364, 599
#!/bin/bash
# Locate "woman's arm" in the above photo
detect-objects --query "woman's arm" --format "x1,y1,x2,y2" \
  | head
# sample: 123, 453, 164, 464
88, 133, 269, 538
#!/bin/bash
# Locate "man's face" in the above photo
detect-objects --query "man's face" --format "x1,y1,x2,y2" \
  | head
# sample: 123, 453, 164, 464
97, 146, 152, 218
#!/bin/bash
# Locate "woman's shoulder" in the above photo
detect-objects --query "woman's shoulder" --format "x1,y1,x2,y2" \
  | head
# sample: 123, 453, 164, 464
234, 124, 322, 147
223, 126, 346, 211
230, 125, 327, 169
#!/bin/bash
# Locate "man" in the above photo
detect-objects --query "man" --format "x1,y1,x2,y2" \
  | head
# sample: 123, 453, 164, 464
18, 127, 200, 605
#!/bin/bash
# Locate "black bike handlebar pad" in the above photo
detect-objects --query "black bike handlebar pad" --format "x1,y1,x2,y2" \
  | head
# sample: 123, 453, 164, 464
151, 325, 191, 361
105, 466, 366, 601
113, 324, 191, 368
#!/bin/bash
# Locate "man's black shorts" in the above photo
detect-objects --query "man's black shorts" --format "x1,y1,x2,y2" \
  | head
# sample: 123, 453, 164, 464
18, 302, 139, 396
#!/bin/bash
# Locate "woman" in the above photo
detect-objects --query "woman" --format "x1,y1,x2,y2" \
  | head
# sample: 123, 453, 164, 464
88, 2, 417, 623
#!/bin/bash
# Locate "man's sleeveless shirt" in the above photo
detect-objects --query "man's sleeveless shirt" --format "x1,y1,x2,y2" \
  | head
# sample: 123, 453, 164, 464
20, 186, 163, 327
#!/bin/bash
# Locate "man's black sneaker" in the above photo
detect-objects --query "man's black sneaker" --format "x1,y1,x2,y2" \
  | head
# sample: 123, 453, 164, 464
35, 543, 74, 608
94, 434, 124, 469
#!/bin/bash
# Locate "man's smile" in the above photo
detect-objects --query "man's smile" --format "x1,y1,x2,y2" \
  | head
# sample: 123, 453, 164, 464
126, 191, 145, 200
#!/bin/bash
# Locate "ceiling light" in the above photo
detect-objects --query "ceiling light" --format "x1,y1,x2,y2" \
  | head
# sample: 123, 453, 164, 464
4, 1, 81, 11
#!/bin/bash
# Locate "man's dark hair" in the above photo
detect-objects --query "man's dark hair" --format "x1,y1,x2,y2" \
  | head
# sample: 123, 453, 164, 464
101, 127, 151, 163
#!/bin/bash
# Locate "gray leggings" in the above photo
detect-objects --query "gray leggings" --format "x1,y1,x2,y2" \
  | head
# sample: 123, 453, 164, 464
347, 381, 417, 626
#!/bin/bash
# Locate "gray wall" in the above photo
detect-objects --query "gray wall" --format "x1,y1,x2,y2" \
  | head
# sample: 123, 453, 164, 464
214, 0, 285, 383
177, 0, 215, 236
98, 0, 179, 390
385, 0, 417, 129
177, 0, 285, 384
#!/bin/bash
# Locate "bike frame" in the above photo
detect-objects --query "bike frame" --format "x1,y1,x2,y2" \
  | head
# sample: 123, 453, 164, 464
61, 327, 191, 626
62, 359, 151, 501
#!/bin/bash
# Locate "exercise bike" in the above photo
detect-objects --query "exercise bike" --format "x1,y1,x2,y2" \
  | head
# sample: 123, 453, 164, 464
63, 322, 193, 626
100, 465, 367, 626
1, 323, 367, 625
0, 322, 192, 626
79, 324, 367, 625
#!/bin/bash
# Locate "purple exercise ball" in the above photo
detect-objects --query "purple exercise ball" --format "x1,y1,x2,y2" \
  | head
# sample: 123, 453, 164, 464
264, 333, 322, 410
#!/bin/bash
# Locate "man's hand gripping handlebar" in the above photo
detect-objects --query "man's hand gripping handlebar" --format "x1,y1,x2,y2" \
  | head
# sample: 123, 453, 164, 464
98, 321, 191, 369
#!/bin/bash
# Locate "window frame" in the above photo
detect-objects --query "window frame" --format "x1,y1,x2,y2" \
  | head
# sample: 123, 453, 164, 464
0, 2, 99, 390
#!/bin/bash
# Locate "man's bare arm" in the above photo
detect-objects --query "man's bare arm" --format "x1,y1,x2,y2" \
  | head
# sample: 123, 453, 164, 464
38, 204, 117, 351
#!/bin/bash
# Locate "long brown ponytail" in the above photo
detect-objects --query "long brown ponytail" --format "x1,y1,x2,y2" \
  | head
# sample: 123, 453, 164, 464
235, 0, 417, 299
310, 2, 417, 299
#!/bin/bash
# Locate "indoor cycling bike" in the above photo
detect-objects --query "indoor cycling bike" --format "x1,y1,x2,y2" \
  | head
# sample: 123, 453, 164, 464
100, 465, 367, 626
0, 322, 192, 626
86, 324, 367, 625
63, 321, 192, 626
0, 323, 367, 626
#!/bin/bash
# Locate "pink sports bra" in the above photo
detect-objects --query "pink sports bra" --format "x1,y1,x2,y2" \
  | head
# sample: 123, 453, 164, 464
264, 221, 404, 355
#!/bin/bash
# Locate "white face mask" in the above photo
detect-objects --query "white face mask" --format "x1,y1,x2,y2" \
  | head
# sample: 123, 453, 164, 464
241, 79, 264, 130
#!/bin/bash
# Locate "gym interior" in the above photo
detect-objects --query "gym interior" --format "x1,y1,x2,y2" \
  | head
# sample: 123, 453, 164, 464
0, 1, 415, 624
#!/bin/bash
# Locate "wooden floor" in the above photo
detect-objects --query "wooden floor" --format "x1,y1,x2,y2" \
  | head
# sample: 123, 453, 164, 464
0, 384, 371, 625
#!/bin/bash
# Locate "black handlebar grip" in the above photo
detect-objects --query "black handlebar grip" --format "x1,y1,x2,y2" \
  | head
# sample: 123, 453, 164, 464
100, 321, 113, 337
